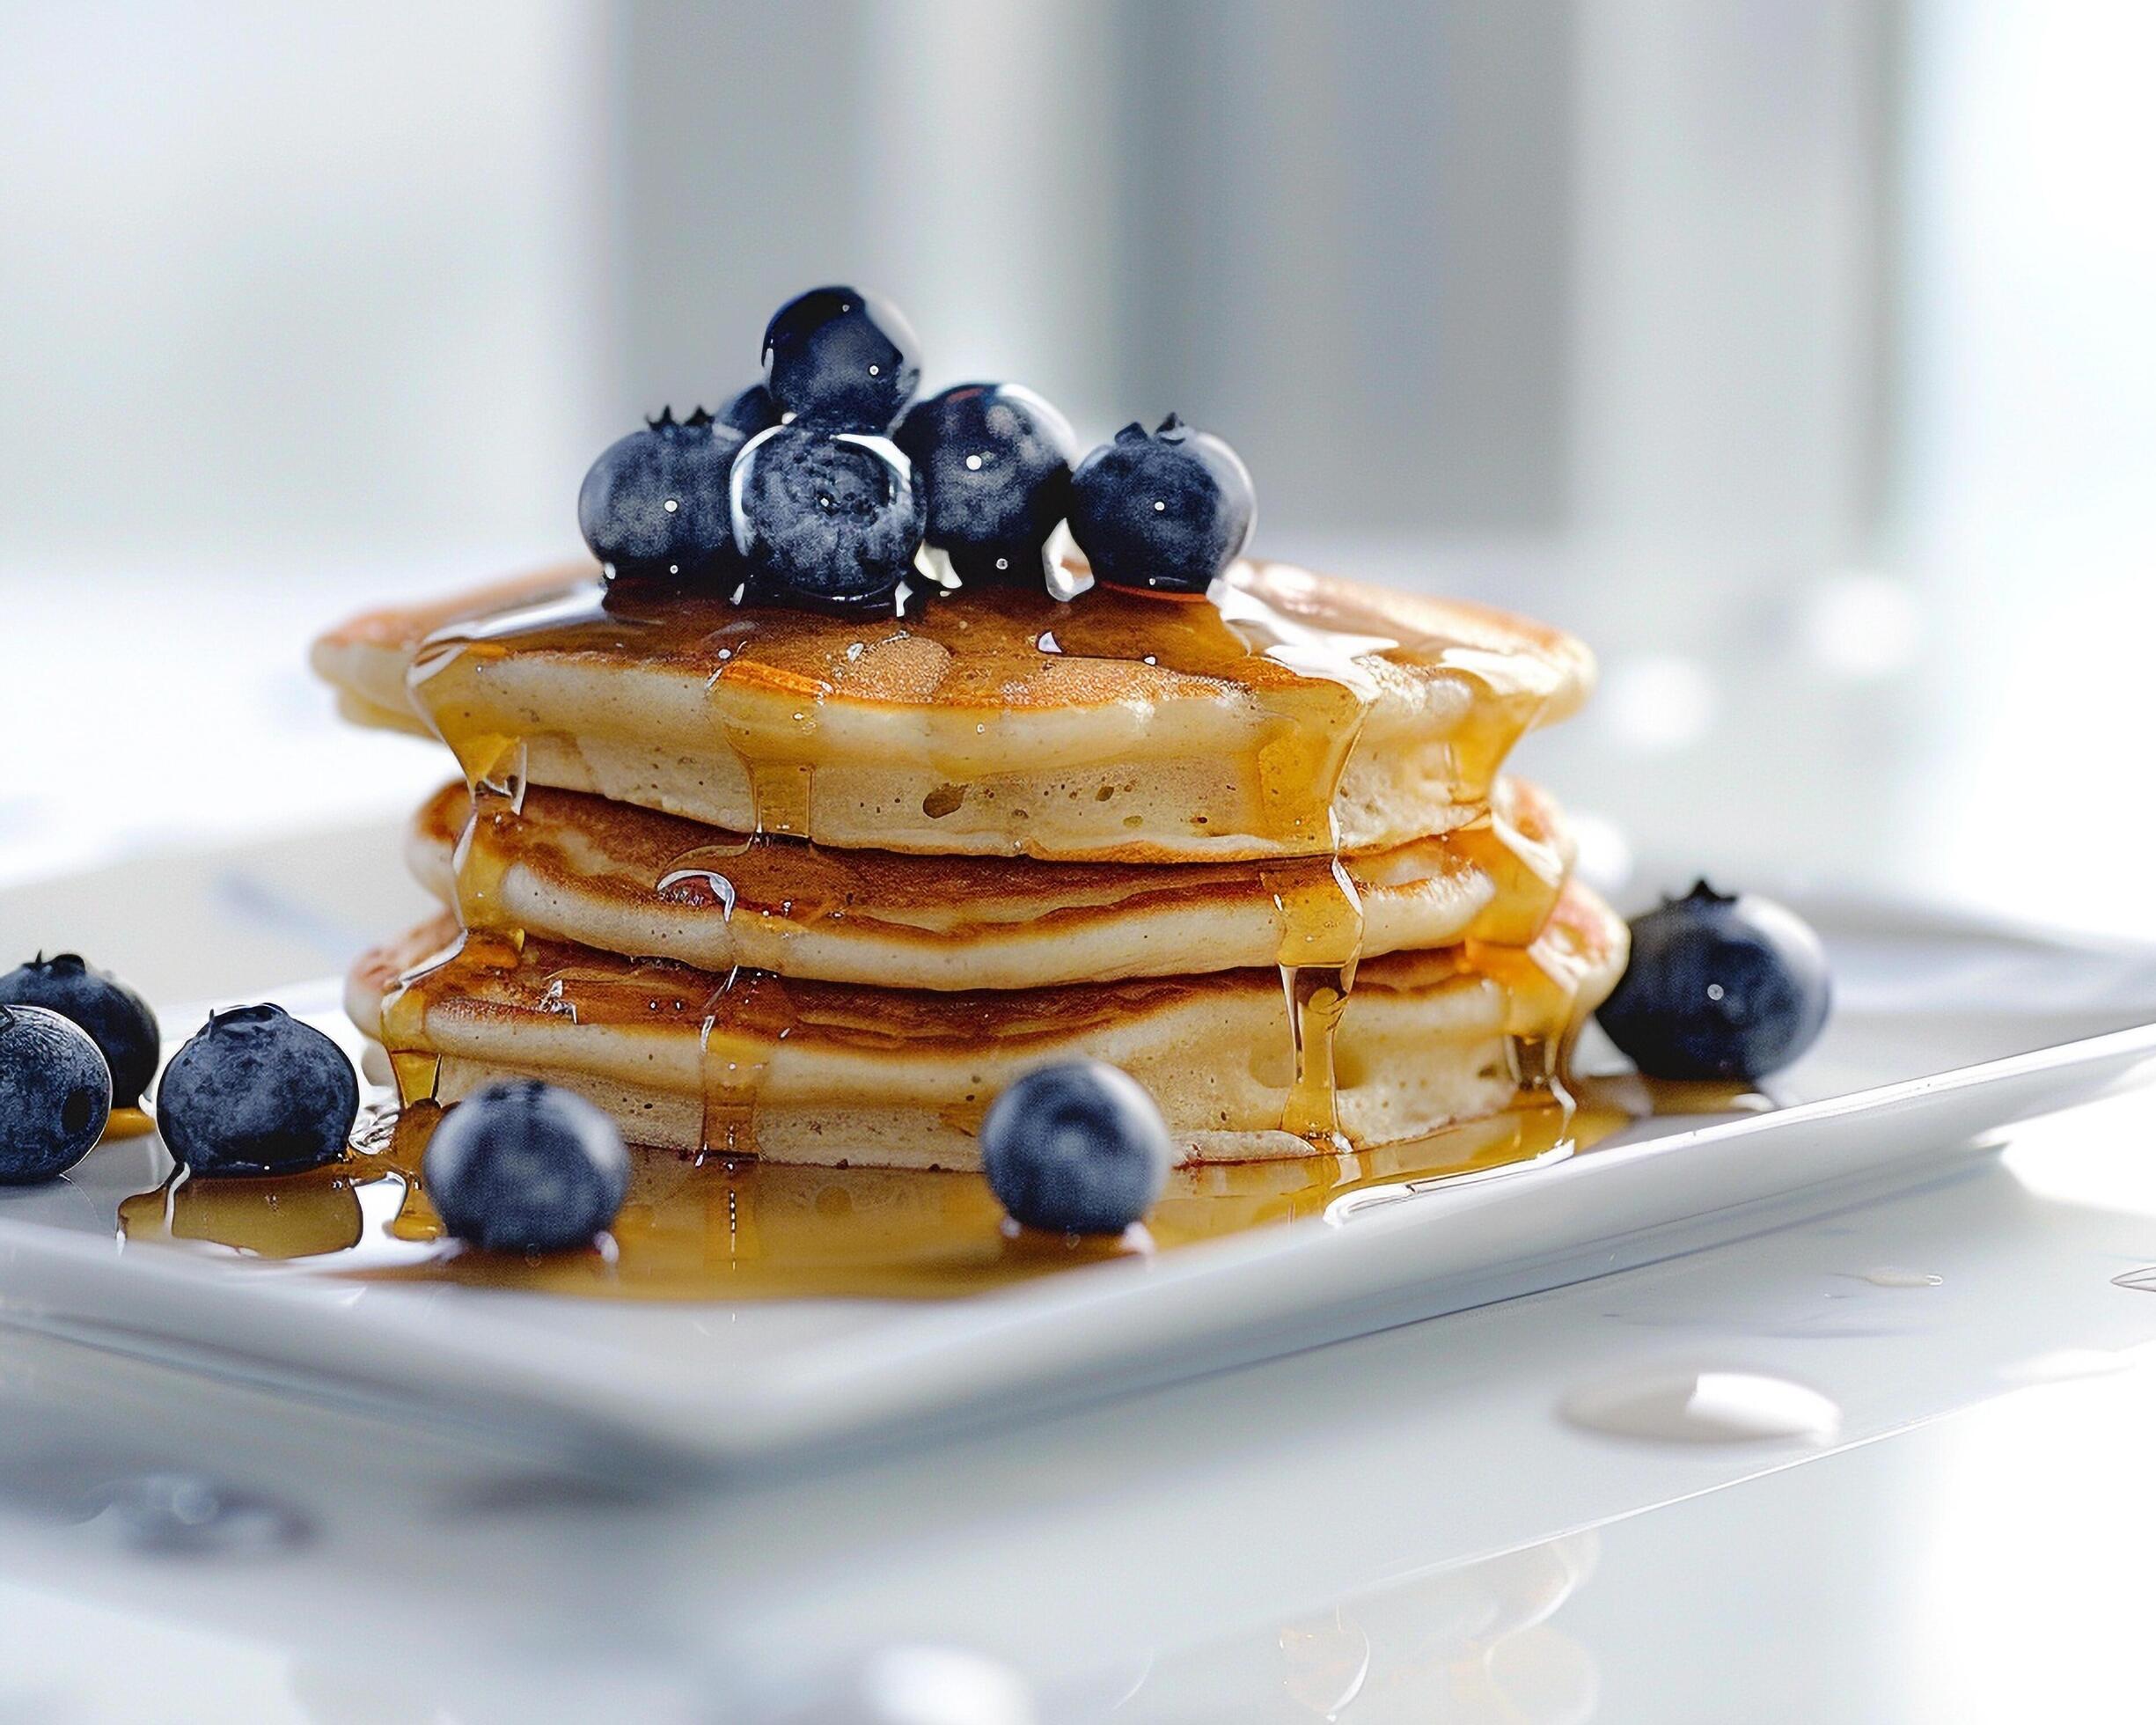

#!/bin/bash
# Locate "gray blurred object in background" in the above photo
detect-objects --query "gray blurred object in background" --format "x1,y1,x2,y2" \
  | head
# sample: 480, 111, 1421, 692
2, 0, 2152, 944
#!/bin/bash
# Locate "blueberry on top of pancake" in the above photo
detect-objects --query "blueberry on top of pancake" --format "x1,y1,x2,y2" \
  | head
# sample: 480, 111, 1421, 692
715, 381, 781, 437
577, 407, 741, 585
761, 284, 921, 432
1069, 416, 1254, 597
729, 423, 926, 612
896, 382, 1077, 585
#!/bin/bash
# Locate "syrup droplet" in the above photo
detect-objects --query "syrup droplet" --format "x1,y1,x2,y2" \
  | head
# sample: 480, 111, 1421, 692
656, 867, 739, 916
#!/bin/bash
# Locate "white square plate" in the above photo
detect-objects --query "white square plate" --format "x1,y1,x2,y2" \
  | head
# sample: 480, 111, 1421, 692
3, 890, 2153, 1472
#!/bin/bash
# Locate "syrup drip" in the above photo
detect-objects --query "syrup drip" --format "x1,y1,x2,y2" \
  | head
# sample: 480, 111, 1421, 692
1265, 858, 1366, 1149
695, 968, 787, 1159
378, 1100, 448, 1240
654, 829, 825, 1154
377, 927, 523, 1108
378, 603, 555, 1105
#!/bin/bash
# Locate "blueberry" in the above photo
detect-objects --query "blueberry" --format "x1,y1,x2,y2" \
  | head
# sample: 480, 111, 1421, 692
894, 383, 1077, 583
0, 952, 160, 1108
0, 1004, 110, 1182
1067, 415, 1254, 596
422, 1079, 628, 1253
715, 381, 781, 437
1596, 882, 1832, 1082
761, 285, 921, 431
979, 1061, 1172, 1235
577, 407, 743, 584
157, 1004, 359, 1176
730, 423, 925, 611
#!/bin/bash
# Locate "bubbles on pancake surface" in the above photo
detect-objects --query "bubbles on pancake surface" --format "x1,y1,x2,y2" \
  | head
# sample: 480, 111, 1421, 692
980, 1061, 1171, 1235
0, 1003, 110, 1182
578, 407, 742, 585
0, 951, 160, 1108
895, 382, 1077, 584
1595, 882, 1831, 1081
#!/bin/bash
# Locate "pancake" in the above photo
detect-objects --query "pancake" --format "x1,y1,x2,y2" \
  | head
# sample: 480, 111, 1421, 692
406, 776, 1575, 990
344, 881, 1627, 1169
312, 558, 1592, 862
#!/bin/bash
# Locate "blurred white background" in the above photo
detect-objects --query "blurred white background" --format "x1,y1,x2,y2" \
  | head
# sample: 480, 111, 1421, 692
3, 0, 2152, 939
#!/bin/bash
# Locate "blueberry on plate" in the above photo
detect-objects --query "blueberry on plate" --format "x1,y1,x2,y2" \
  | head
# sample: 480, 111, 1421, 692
0, 952, 160, 1108
1595, 882, 1832, 1082
730, 422, 925, 610
0, 1003, 111, 1182
577, 407, 742, 584
422, 1079, 629, 1253
979, 1060, 1173, 1235
715, 381, 782, 437
761, 285, 921, 431
157, 1004, 359, 1176
894, 383, 1077, 583
1067, 415, 1254, 596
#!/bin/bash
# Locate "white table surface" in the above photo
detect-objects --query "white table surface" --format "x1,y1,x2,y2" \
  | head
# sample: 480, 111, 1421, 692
4, 832, 2156, 1722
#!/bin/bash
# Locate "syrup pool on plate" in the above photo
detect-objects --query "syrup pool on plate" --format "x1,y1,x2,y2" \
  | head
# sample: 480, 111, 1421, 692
115, 1089, 1641, 1302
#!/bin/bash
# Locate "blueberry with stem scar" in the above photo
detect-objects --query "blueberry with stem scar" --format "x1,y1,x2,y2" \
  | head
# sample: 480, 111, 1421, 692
730, 423, 925, 612
577, 407, 742, 585
0, 952, 159, 1108
1067, 415, 1254, 597
158, 1004, 359, 1176
1596, 881, 1832, 1082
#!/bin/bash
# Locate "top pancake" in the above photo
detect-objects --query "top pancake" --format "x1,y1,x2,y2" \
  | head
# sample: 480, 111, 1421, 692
312, 558, 1592, 862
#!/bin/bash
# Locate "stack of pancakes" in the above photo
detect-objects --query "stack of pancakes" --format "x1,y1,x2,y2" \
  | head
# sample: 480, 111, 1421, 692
314, 558, 1624, 1169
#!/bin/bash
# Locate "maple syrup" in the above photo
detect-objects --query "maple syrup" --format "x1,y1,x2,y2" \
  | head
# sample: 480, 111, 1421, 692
116, 1090, 1642, 1301
373, 561, 1578, 1173
1265, 858, 1366, 1149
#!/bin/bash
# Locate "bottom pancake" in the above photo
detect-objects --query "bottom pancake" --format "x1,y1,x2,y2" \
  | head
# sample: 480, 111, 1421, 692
348, 882, 1626, 1169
